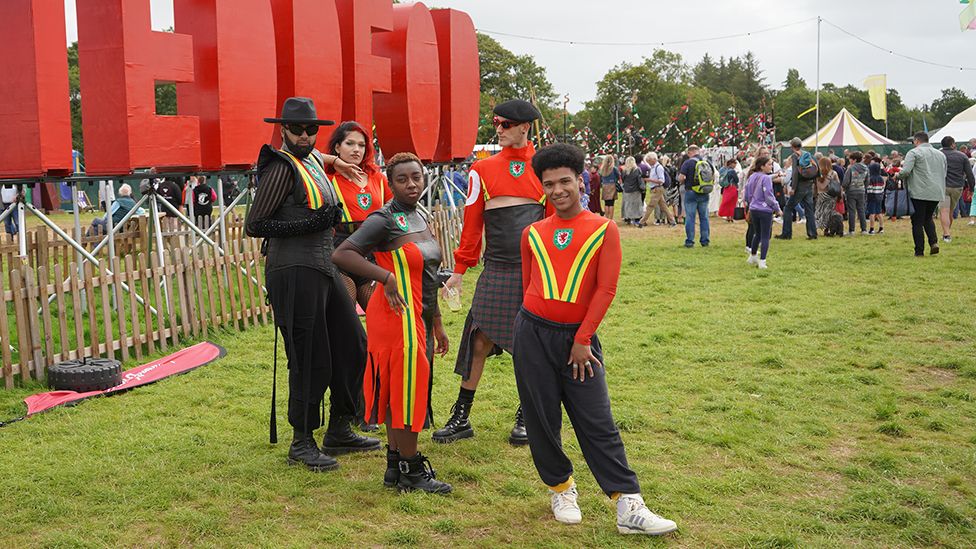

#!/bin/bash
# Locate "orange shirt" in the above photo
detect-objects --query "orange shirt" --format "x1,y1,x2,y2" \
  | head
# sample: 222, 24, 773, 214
520, 210, 621, 346
328, 170, 392, 223
453, 142, 549, 273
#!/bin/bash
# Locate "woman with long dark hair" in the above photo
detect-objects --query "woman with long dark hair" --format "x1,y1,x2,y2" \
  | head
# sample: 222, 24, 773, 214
325, 121, 394, 309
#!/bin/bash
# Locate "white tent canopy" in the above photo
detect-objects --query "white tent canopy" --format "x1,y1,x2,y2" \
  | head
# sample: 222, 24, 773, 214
802, 108, 899, 148
931, 104, 976, 144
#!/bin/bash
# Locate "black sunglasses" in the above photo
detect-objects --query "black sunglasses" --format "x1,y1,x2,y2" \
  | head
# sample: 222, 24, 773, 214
285, 124, 319, 136
492, 116, 522, 130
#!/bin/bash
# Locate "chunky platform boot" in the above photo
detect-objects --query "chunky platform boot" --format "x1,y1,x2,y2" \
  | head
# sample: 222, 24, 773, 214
396, 452, 452, 494
287, 432, 339, 472
384, 445, 400, 488
431, 401, 474, 443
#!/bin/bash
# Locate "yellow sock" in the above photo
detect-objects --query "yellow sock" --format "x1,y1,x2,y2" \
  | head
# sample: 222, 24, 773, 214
548, 476, 575, 493
610, 492, 621, 502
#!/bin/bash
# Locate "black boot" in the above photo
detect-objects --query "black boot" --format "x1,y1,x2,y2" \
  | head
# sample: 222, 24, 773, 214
322, 415, 382, 455
384, 445, 400, 488
431, 400, 474, 443
397, 452, 452, 494
287, 432, 339, 472
508, 405, 528, 446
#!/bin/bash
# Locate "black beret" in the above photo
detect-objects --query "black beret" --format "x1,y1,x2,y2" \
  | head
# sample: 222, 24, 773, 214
493, 99, 541, 123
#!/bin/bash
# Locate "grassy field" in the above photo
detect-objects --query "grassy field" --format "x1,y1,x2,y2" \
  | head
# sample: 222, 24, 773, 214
1, 218, 974, 548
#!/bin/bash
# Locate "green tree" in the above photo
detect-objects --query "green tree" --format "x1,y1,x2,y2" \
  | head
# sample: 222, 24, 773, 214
930, 87, 974, 128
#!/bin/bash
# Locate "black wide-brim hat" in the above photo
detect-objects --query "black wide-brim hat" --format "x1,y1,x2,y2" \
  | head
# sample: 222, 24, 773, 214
264, 97, 335, 125
493, 99, 541, 123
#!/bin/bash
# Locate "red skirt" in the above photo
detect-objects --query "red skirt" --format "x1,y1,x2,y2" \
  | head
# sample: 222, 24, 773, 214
718, 185, 738, 217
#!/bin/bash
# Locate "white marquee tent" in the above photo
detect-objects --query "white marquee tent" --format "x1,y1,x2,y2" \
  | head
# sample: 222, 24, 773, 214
931, 104, 976, 143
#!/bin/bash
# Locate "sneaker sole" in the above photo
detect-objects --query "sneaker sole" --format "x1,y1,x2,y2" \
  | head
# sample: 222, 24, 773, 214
554, 516, 582, 525
286, 457, 339, 472
322, 443, 382, 455
432, 429, 475, 444
617, 523, 678, 536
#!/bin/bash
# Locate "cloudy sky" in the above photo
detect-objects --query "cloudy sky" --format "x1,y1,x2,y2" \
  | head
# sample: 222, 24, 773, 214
64, 0, 974, 111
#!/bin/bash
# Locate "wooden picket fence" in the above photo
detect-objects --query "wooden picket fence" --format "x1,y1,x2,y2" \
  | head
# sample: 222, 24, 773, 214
0, 239, 269, 389
427, 205, 463, 272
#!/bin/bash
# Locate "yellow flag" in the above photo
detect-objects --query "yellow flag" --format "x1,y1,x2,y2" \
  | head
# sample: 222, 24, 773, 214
863, 74, 887, 121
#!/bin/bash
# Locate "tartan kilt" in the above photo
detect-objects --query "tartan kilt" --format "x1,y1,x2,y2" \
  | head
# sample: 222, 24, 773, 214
454, 260, 523, 379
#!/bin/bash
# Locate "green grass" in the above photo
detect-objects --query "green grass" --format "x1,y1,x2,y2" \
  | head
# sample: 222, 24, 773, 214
1, 219, 975, 547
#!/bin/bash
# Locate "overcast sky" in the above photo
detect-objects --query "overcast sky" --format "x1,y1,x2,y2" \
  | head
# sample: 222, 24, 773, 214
64, 0, 974, 111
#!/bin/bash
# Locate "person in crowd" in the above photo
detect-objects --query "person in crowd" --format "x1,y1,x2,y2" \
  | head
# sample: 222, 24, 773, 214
896, 132, 947, 257
620, 156, 644, 226
815, 157, 843, 237
677, 145, 713, 247
776, 137, 818, 240
718, 159, 739, 222
155, 177, 183, 231
842, 151, 868, 236
1, 184, 19, 236
831, 156, 846, 186
245, 97, 379, 472
437, 99, 549, 447
516, 143, 677, 535
744, 156, 782, 269
638, 152, 674, 227
332, 152, 452, 494
325, 121, 394, 311
191, 176, 217, 230
866, 155, 886, 234
970, 158, 976, 225
89, 183, 136, 236
938, 136, 975, 243
580, 159, 591, 210
663, 155, 682, 223
598, 155, 620, 221
587, 162, 604, 215
741, 157, 757, 252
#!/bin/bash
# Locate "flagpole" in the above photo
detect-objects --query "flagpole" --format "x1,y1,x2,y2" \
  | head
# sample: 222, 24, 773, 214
815, 15, 821, 154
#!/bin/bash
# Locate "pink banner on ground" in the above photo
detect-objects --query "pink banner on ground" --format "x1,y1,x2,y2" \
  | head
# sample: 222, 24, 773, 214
24, 342, 226, 417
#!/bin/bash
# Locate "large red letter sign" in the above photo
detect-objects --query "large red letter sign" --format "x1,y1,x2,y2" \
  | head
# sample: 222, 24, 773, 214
270, 0, 343, 151
0, 0, 73, 178
175, 0, 278, 169
77, 0, 200, 173
431, 9, 480, 162
374, 3, 441, 161
335, 0, 392, 137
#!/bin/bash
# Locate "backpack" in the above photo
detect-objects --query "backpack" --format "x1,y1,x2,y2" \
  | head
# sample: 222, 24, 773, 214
797, 152, 819, 180
663, 166, 673, 188
848, 163, 868, 191
692, 159, 715, 194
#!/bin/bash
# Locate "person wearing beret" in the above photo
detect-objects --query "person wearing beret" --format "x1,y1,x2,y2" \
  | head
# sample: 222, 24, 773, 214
434, 99, 552, 446
245, 97, 381, 471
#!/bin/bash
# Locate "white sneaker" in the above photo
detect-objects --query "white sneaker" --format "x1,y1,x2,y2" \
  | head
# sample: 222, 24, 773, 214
550, 485, 582, 525
746, 254, 758, 266
616, 494, 677, 535
968, 220, 975, 226
745, 246, 752, 255
758, 259, 768, 269
943, 235, 952, 243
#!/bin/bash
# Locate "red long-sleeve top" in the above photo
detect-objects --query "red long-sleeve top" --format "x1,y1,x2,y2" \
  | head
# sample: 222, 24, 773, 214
453, 142, 547, 274
520, 210, 621, 346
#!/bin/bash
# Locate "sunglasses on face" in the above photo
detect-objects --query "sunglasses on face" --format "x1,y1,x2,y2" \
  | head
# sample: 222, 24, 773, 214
492, 116, 522, 130
285, 124, 319, 137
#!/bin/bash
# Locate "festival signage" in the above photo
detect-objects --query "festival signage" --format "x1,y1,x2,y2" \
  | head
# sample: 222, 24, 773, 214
0, 0, 480, 178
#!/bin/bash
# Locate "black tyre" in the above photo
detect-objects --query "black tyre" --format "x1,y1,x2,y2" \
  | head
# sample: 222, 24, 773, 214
47, 358, 122, 392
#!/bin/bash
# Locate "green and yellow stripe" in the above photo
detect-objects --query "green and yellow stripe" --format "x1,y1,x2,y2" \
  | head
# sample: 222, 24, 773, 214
279, 150, 325, 209
527, 227, 559, 300
560, 221, 609, 303
392, 248, 417, 424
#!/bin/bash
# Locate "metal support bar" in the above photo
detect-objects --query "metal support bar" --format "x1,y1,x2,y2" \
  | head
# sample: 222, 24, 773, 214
191, 185, 248, 248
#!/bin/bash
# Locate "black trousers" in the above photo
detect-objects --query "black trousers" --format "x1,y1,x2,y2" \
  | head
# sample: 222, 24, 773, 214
267, 266, 366, 434
513, 308, 640, 496
909, 199, 939, 255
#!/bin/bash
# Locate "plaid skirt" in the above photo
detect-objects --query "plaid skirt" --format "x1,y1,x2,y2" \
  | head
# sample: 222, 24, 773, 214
454, 260, 523, 379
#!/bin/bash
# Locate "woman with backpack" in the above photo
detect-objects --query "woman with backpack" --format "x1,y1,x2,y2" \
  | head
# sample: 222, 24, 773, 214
744, 156, 782, 269
598, 155, 620, 221
842, 151, 869, 235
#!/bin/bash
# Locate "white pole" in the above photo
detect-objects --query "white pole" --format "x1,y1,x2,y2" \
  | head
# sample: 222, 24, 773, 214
815, 16, 822, 154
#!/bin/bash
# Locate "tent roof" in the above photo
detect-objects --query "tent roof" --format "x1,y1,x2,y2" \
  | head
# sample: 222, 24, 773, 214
802, 108, 899, 147
931, 104, 976, 143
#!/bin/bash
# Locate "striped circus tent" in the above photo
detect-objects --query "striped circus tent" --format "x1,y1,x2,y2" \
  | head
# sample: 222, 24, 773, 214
802, 108, 898, 147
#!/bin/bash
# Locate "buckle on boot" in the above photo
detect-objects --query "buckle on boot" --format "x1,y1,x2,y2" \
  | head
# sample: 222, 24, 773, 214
398, 460, 410, 474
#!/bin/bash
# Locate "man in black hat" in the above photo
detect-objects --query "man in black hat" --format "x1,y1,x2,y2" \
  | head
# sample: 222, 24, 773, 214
434, 99, 549, 446
246, 97, 380, 471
